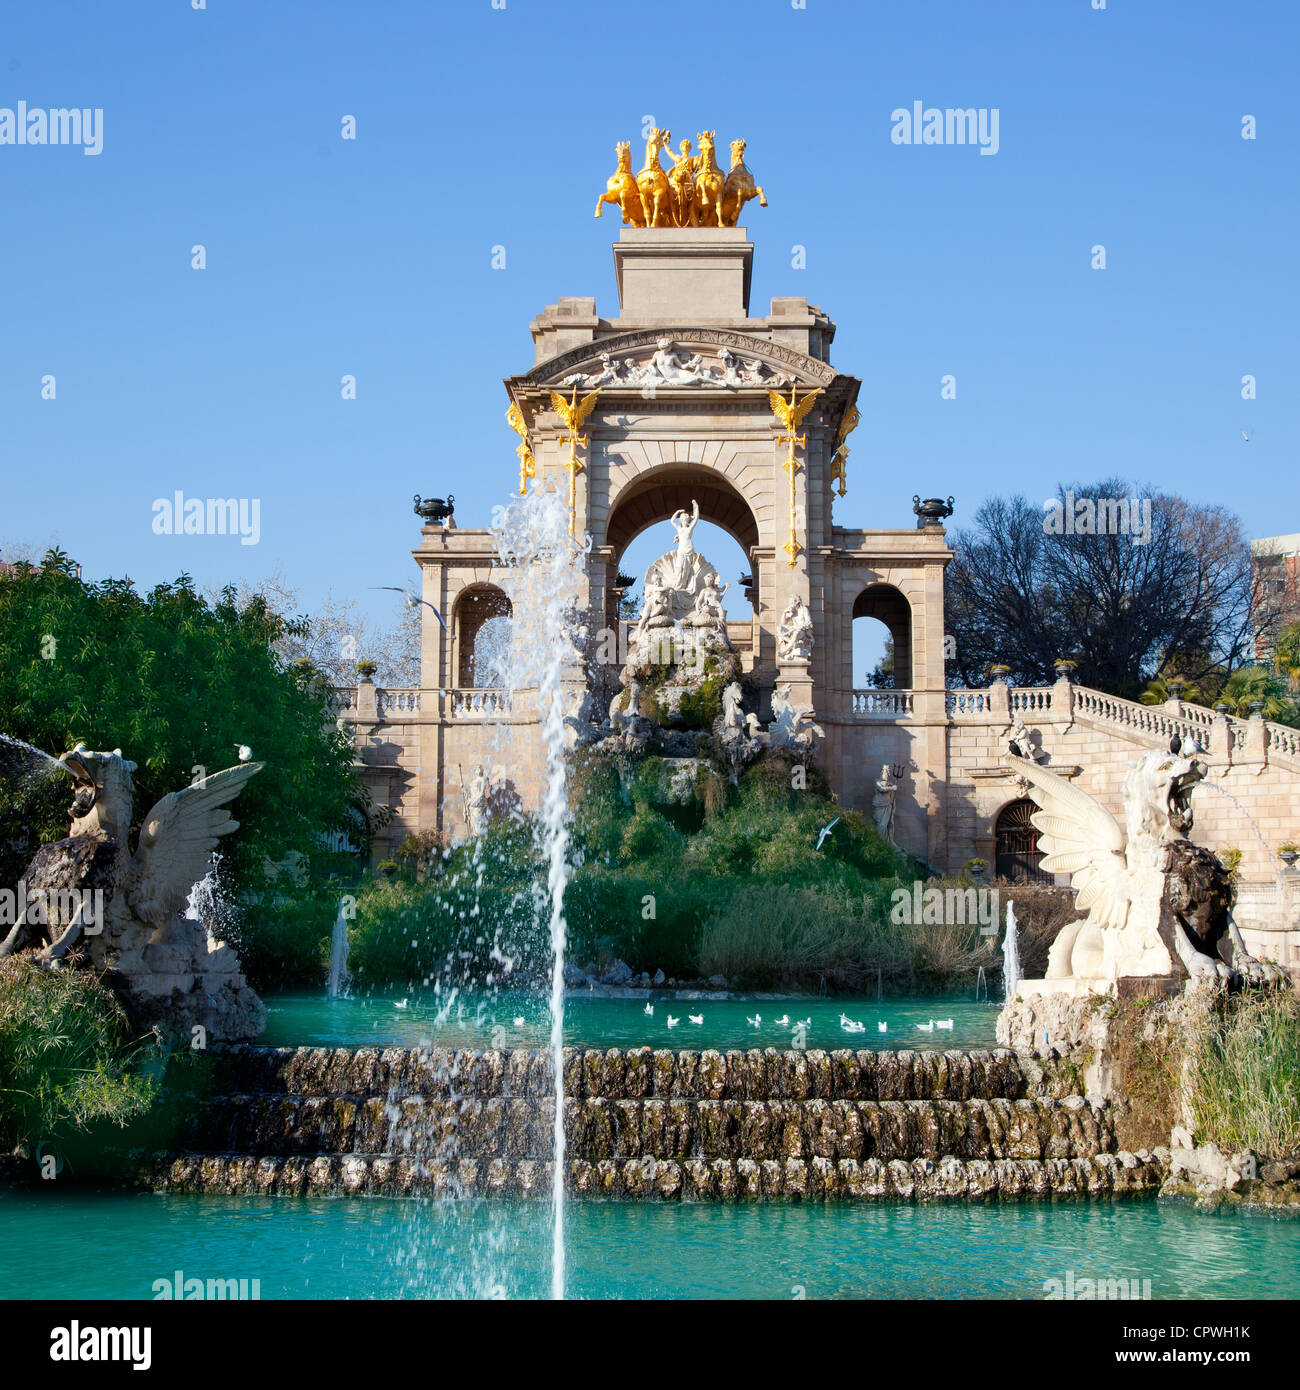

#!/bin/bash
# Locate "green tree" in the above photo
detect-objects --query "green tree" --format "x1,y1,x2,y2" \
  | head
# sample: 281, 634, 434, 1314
0, 552, 362, 891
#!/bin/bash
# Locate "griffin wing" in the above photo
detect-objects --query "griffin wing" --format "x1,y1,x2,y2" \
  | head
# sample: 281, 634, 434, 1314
1009, 755, 1132, 929
573, 389, 601, 428
767, 390, 793, 428
548, 391, 573, 428
125, 762, 264, 926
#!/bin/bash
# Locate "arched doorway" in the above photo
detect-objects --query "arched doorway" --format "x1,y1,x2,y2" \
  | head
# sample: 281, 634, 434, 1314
995, 799, 1050, 883
455, 586, 512, 687
852, 585, 913, 688
604, 465, 762, 627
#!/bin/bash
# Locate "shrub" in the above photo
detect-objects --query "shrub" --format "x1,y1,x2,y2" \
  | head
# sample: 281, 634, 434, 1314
0, 957, 160, 1153
1186, 991, 1300, 1157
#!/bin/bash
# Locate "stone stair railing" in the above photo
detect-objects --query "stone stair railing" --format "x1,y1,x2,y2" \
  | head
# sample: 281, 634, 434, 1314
943, 679, 1300, 773
144, 1046, 1168, 1203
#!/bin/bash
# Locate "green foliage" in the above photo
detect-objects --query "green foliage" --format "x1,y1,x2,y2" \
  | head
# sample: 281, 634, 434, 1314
0, 957, 160, 1152
0, 553, 362, 891
1186, 991, 1300, 1157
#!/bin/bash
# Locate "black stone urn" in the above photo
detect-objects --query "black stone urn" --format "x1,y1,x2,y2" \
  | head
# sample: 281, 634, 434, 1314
414, 494, 455, 525
913, 495, 955, 529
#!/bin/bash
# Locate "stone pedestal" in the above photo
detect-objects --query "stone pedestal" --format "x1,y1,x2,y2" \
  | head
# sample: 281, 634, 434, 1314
612, 227, 754, 319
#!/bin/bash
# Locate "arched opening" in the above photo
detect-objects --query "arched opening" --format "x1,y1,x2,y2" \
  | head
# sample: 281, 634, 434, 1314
852, 585, 912, 688
995, 799, 1051, 883
455, 586, 512, 687
605, 466, 761, 625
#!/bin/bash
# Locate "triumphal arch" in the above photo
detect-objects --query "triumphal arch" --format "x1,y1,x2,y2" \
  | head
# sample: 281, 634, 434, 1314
338, 133, 1300, 966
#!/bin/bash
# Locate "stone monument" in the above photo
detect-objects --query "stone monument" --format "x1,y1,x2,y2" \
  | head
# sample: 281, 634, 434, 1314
0, 745, 266, 1042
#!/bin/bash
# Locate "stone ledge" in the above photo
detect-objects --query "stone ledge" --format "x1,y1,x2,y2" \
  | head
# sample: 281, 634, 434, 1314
143, 1151, 1167, 1202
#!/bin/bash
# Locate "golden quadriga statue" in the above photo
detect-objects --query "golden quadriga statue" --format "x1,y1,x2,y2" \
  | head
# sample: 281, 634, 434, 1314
595, 129, 766, 228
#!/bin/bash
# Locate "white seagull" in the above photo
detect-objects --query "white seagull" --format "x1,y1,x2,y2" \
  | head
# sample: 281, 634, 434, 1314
513, 1016, 525, 1026
747, 1013, 762, 1028
689, 1014, 704, 1025
644, 1002, 654, 1016
815, 817, 841, 851
667, 1015, 679, 1029
877, 1021, 888, 1033
935, 1018, 954, 1029
916, 1020, 935, 1033
235, 744, 253, 763
394, 998, 409, 1010
797, 1017, 811, 1028
370, 586, 448, 631
774, 1014, 791, 1027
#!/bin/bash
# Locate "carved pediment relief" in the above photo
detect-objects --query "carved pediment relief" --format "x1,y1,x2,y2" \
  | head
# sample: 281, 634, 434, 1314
524, 329, 837, 392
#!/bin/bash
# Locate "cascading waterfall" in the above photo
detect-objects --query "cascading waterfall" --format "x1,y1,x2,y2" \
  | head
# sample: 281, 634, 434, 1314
489, 483, 590, 1302
1002, 901, 1021, 1002
326, 899, 351, 998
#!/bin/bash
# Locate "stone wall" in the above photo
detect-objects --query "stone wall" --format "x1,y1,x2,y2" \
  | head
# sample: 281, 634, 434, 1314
144, 1045, 1168, 1202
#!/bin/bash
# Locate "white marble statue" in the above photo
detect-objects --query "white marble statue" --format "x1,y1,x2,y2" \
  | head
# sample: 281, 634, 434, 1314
465, 765, 491, 837
689, 572, 728, 629
1010, 740, 1286, 987
1006, 717, 1048, 764
720, 680, 745, 734
776, 596, 814, 664
609, 676, 642, 731
768, 682, 824, 752
872, 763, 898, 844
558, 344, 789, 390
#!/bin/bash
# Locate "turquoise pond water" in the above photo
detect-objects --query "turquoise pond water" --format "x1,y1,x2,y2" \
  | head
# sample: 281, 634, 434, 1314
260, 990, 1001, 1052
3, 1189, 1299, 1300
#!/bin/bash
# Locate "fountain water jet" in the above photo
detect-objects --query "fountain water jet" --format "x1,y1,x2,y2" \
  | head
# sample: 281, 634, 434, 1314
326, 899, 352, 998
489, 483, 590, 1301
1001, 901, 1021, 1002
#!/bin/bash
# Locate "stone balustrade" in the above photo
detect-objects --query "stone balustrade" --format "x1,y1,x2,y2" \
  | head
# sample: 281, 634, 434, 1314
849, 689, 914, 718
376, 688, 421, 717
448, 688, 513, 719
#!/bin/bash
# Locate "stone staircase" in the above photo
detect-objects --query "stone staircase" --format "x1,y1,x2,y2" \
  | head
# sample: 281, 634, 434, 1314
147, 1045, 1169, 1201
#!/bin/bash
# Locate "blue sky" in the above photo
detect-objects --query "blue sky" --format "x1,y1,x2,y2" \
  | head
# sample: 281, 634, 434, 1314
1, 0, 1295, 647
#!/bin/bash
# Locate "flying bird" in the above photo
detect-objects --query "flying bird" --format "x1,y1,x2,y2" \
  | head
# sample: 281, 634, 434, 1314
815, 817, 841, 851
1241, 430, 1251, 443
369, 587, 447, 631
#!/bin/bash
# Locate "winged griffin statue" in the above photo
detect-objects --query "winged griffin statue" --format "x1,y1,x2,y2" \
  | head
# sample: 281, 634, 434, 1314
0, 746, 268, 1041
1009, 738, 1286, 989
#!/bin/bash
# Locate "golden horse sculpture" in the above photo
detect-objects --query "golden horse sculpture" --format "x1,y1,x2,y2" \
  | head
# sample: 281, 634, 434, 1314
596, 129, 765, 228
636, 127, 674, 228
594, 140, 646, 225
722, 138, 767, 225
